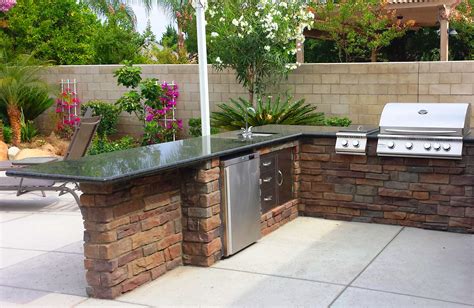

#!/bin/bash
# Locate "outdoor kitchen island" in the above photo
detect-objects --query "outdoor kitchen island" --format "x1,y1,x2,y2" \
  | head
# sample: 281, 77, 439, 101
7, 124, 474, 299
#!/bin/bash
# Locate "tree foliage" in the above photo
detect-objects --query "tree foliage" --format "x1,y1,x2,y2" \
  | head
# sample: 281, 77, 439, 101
93, 10, 154, 64
160, 24, 178, 49
3, 0, 99, 64
310, 0, 414, 62
138, 0, 194, 57
82, 0, 137, 28
449, 0, 474, 60
305, 0, 473, 62
1, 0, 156, 64
207, 0, 314, 104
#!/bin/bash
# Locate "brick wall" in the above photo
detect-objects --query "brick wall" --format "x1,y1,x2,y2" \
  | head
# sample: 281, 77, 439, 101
36, 61, 474, 136
299, 138, 474, 233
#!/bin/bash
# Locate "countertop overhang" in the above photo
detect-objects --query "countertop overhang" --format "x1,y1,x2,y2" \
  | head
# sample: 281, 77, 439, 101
6, 125, 474, 183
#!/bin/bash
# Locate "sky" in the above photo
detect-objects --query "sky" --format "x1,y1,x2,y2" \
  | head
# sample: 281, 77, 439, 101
130, 4, 174, 39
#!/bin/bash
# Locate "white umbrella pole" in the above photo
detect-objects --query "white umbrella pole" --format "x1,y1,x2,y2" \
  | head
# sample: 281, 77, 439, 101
194, 0, 211, 136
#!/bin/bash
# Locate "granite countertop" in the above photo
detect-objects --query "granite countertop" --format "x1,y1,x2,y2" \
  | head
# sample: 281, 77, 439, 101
6, 124, 474, 183
5, 125, 321, 183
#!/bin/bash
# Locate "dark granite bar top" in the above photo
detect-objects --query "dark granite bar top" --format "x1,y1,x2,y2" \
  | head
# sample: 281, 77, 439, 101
6, 124, 474, 183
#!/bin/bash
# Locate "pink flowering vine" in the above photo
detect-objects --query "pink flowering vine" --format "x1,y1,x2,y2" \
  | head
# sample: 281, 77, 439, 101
0, 0, 16, 12
143, 81, 183, 144
55, 88, 80, 138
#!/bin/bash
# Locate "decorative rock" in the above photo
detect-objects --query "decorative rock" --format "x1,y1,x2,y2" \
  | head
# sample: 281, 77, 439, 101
7, 146, 20, 160
0, 141, 8, 161
13, 148, 55, 160
40, 143, 57, 156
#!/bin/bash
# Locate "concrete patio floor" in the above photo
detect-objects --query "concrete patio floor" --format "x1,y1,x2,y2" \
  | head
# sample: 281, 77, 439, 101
0, 188, 472, 307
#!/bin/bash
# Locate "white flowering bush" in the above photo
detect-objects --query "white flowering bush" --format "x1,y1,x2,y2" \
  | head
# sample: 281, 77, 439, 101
207, 0, 314, 104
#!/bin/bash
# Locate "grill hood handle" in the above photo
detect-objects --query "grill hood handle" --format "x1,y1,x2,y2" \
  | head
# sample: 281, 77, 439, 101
384, 128, 457, 135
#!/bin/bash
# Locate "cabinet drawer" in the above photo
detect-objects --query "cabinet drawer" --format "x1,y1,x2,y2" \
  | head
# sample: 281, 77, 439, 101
261, 187, 277, 213
260, 155, 276, 171
260, 169, 276, 192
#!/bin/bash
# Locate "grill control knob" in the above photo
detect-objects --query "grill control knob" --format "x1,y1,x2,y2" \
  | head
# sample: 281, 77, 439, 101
405, 142, 413, 150
433, 143, 441, 151
352, 140, 360, 148
443, 144, 451, 151
424, 143, 431, 150
387, 141, 395, 149
341, 139, 349, 147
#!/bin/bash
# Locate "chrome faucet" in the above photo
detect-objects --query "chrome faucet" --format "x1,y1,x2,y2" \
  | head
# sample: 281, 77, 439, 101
241, 106, 255, 139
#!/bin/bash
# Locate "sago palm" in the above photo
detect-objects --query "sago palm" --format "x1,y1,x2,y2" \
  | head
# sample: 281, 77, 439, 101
0, 54, 50, 146
211, 96, 325, 131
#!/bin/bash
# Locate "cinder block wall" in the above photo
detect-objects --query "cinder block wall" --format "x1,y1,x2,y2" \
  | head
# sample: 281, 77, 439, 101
36, 61, 474, 136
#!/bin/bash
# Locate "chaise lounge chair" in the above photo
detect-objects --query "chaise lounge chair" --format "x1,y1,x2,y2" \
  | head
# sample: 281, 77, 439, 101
0, 116, 101, 204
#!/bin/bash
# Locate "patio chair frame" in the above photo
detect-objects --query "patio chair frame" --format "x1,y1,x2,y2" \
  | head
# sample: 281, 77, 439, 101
0, 178, 81, 204
1, 115, 100, 205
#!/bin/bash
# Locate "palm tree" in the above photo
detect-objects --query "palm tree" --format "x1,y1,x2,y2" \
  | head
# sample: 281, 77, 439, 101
139, 0, 193, 56
0, 54, 50, 146
85, 0, 193, 55
82, 0, 138, 29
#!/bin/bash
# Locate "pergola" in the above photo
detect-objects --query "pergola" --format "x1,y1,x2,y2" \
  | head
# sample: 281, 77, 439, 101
301, 0, 462, 62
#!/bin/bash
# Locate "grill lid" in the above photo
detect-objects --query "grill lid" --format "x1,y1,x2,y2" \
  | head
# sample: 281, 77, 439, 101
379, 103, 471, 136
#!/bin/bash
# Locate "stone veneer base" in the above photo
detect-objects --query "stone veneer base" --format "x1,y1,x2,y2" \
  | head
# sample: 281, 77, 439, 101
261, 199, 299, 236
79, 171, 183, 299
77, 138, 473, 299
299, 138, 473, 233
79, 156, 296, 299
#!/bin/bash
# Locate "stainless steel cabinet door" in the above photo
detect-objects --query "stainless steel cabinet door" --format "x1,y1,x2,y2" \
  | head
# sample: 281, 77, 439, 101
223, 155, 261, 256
277, 148, 293, 205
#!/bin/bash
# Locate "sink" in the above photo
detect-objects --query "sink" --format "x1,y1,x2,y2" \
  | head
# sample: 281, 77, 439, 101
214, 132, 277, 141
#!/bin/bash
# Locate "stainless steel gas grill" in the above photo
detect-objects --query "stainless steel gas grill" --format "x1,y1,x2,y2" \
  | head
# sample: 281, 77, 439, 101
377, 103, 471, 159
336, 125, 379, 155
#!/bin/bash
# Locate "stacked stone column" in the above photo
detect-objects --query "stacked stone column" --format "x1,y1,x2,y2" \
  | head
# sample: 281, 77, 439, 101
181, 159, 223, 266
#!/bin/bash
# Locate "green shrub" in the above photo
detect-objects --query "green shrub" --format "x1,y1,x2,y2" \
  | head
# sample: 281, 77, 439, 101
114, 61, 142, 88
20, 121, 38, 143
323, 116, 352, 127
88, 136, 137, 155
211, 96, 325, 131
3, 126, 12, 144
20, 111, 38, 143
20, 89, 54, 122
188, 118, 219, 137
81, 100, 121, 138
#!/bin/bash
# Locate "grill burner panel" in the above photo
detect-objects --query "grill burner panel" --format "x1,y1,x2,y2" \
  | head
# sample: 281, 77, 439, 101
377, 135, 463, 159
377, 103, 471, 160
336, 125, 379, 155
